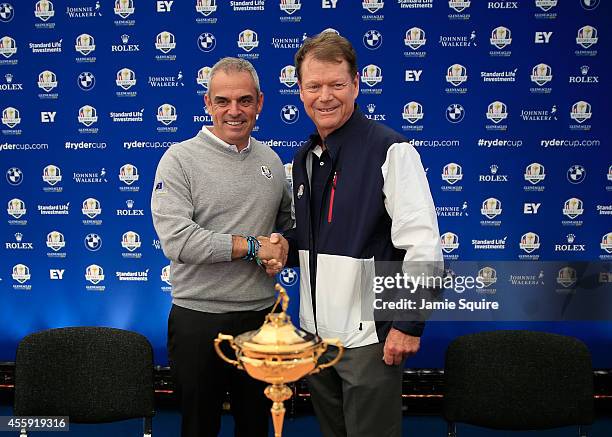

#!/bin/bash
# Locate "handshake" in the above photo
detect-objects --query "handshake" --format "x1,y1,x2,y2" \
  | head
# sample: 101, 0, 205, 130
233, 233, 288, 277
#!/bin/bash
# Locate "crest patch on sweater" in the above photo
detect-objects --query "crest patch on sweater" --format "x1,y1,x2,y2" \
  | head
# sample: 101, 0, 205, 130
154, 180, 167, 194
261, 165, 273, 179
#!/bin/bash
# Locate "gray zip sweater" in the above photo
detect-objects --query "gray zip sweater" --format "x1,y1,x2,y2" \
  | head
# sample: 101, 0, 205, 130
151, 128, 293, 313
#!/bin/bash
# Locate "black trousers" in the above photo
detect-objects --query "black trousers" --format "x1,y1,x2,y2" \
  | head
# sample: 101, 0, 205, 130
168, 304, 270, 437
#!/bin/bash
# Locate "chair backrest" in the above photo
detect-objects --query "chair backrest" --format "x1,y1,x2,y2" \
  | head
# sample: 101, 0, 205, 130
14, 327, 155, 423
443, 330, 594, 430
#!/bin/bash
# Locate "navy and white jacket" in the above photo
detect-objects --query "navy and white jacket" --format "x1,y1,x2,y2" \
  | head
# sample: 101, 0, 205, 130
287, 107, 443, 348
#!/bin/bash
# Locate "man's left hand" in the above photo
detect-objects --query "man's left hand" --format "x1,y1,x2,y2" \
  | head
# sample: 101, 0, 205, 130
382, 328, 420, 366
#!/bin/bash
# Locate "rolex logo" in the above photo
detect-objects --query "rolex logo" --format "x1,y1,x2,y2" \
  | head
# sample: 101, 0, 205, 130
121, 34, 129, 44
567, 234, 575, 243
581, 65, 589, 75
15, 232, 22, 242
367, 103, 376, 114
490, 165, 498, 174
126, 199, 134, 208
5, 73, 13, 83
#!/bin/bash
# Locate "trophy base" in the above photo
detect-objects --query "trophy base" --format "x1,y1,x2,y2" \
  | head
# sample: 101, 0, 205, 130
265, 383, 293, 437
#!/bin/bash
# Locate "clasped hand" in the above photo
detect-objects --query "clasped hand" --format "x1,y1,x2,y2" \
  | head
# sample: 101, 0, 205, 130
257, 233, 288, 276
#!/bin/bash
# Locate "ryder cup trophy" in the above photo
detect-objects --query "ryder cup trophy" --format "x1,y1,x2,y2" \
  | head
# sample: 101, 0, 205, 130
214, 284, 344, 437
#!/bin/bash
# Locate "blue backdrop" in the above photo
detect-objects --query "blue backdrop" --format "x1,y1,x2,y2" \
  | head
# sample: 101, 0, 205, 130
1, 0, 610, 367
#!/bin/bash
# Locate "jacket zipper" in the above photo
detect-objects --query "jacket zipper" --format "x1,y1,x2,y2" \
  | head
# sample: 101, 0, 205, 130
327, 171, 338, 223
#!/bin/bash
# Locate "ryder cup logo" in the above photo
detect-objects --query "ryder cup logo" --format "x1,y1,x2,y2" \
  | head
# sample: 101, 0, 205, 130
402, 102, 423, 124
78, 105, 98, 126
198, 33, 216, 52
405, 27, 426, 50
35, 0, 55, 21
449, 0, 470, 12
576, 26, 598, 48
114, 0, 134, 18
442, 163, 463, 184
161, 265, 171, 285
563, 198, 584, 219
0, 36, 17, 58
116, 68, 136, 90
446, 104, 465, 123
75, 34, 96, 56
481, 198, 502, 219
601, 233, 612, 253
361, 65, 382, 87
280, 0, 301, 15
486, 101, 507, 124
281, 105, 299, 124
535, 0, 557, 12
440, 232, 459, 253
0, 3, 14, 23
6, 167, 22, 186
557, 267, 577, 288
238, 30, 259, 52
82, 198, 101, 219
43, 165, 62, 186
46, 231, 65, 251
12, 264, 30, 283
121, 231, 141, 252
2, 106, 20, 128
570, 101, 591, 123
490, 26, 512, 49
156, 31, 176, 53
520, 232, 540, 253
7, 198, 26, 219
279, 65, 298, 88
362, 0, 384, 13
85, 264, 104, 284
157, 103, 177, 125
446, 64, 467, 86
477, 267, 497, 287
530, 63, 552, 86
197, 67, 212, 89
119, 163, 139, 185
196, 0, 217, 16
38, 70, 57, 92
524, 163, 546, 184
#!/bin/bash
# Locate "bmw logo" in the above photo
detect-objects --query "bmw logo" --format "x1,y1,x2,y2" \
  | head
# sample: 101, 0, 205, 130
445, 104, 465, 123
580, 0, 600, 10
280, 105, 299, 124
78, 72, 96, 91
567, 165, 586, 184
0, 3, 14, 23
198, 33, 216, 52
363, 30, 382, 50
6, 167, 23, 186
279, 268, 298, 287
84, 233, 102, 251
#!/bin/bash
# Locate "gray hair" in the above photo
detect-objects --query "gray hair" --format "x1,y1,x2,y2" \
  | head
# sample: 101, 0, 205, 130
207, 57, 261, 96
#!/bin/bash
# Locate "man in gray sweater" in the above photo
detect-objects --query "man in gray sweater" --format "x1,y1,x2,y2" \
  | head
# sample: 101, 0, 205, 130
151, 57, 293, 437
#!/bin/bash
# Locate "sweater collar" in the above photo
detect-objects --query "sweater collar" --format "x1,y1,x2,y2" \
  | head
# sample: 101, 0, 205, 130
199, 126, 252, 155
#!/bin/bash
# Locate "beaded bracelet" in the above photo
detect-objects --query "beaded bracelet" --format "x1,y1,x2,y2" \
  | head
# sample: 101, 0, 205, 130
242, 235, 261, 263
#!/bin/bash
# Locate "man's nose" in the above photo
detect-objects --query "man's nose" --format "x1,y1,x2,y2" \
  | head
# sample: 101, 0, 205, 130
319, 85, 333, 101
228, 101, 241, 115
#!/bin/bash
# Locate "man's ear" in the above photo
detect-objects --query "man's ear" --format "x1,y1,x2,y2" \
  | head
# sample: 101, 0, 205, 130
257, 92, 264, 114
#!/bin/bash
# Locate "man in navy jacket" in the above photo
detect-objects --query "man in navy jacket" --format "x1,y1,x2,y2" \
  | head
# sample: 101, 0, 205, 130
286, 32, 443, 437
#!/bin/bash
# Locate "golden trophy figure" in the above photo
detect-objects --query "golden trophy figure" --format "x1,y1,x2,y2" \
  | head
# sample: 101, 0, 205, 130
214, 284, 344, 437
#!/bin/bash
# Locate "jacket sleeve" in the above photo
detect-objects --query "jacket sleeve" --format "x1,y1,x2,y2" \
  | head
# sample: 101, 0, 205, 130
381, 142, 444, 336
151, 148, 233, 265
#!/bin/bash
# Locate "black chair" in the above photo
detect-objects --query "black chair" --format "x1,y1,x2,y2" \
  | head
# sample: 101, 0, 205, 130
14, 327, 155, 436
444, 330, 594, 437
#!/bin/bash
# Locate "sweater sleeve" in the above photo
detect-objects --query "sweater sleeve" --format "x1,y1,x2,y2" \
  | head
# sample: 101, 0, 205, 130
151, 148, 233, 265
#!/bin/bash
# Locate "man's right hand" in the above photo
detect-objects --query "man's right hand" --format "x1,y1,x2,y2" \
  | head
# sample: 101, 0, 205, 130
258, 233, 288, 276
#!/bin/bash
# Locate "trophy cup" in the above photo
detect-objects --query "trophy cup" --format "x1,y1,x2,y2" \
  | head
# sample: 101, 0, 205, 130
214, 284, 344, 437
